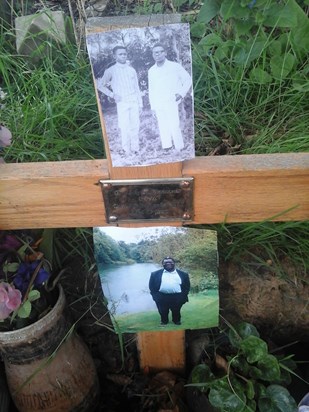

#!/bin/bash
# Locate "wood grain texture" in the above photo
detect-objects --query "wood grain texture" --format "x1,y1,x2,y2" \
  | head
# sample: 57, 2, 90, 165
137, 331, 185, 373
1, 153, 308, 229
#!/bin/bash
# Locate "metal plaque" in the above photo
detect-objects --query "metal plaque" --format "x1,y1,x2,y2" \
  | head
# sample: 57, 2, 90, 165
100, 178, 194, 223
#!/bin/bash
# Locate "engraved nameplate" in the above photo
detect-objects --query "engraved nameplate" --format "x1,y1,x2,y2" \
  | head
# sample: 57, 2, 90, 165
100, 178, 194, 223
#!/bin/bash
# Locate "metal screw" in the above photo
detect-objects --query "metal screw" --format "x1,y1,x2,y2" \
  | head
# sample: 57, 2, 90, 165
103, 183, 113, 190
182, 213, 191, 220
109, 216, 118, 223
180, 180, 191, 188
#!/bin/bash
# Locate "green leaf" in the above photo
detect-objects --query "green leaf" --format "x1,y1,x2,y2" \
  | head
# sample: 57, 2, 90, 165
233, 40, 267, 65
290, 6, 309, 60
3, 262, 20, 273
28, 289, 41, 302
234, 18, 255, 36
257, 354, 281, 381
190, 364, 215, 392
249, 365, 263, 379
209, 379, 247, 412
250, 68, 273, 84
246, 380, 255, 400
197, 0, 220, 23
245, 399, 257, 412
270, 53, 296, 79
230, 356, 252, 375
263, 3, 298, 28
17, 243, 29, 260
17, 300, 32, 318
190, 23, 207, 39
220, 0, 250, 20
240, 336, 268, 363
268, 40, 282, 57
229, 322, 260, 348
214, 40, 234, 60
199, 33, 223, 48
258, 385, 298, 412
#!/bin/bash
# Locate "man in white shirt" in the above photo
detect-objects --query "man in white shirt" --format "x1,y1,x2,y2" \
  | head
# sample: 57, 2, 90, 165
97, 46, 142, 154
149, 257, 190, 325
148, 44, 192, 151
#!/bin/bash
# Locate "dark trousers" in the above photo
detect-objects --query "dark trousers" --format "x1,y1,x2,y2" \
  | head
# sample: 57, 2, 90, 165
155, 292, 184, 324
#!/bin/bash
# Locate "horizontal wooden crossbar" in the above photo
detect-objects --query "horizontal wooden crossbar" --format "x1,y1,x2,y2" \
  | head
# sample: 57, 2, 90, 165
0, 152, 308, 230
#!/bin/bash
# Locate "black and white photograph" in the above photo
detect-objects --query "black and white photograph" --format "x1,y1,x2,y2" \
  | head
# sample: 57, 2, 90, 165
86, 23, 195, 167
93, 226, 219, 333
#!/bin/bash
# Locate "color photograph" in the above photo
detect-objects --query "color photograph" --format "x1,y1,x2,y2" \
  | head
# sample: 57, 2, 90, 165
86, 23, 195, 167
93, 226, 219, 333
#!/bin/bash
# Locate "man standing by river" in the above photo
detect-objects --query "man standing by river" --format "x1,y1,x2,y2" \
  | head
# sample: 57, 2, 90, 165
149, 257, 190, 326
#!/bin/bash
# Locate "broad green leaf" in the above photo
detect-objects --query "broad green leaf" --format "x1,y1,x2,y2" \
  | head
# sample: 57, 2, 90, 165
190, 23, 207, 39
258, 385, 298, 412
199, 33, 223, 48
270, 53, 296, 79
257, 354, 281, 381
17, 300, 32, 318
214, 41, 234, 60
197, 0, 220, 23
290, 5, 309, 60
255, 382, 267, 398
233, 40, 267, 65
263, 3, 298, 28
245, 399, 257, 412
220, 0, 250, 20
246, 380, 255, 400
249, 365, 263, 379
268, 40, 282, 57
3, 262, 20, 273
234, 18, 255, 36
250, 68, 273, 84
209, 379, 247, 412
239, 336, 268, 363
229, 322, 260, 348
28, 289, 41, 302
190, 364, 215, 392
17, 243, 29, 259
230, 356, 251, 375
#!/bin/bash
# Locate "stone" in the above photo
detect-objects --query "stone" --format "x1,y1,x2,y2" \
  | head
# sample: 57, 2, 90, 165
15, 10, 68, 56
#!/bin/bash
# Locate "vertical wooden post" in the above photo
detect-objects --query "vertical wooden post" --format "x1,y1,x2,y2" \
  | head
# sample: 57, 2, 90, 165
85, 15, 186, 373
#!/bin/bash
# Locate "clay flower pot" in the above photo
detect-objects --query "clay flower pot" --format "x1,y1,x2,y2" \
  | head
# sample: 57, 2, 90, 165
0, 285, 100, 411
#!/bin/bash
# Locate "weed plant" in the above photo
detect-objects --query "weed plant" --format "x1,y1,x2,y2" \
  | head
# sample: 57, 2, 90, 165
0, 2, 308, 279
192, 0, 309, 155
0, 25, 104, 162
190, 0, 309, 274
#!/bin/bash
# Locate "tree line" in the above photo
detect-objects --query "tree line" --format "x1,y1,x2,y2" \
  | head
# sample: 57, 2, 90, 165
93, 228, 218, 275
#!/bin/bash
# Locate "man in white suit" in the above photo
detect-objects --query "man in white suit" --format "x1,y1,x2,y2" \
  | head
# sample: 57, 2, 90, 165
148, 43, 192, 151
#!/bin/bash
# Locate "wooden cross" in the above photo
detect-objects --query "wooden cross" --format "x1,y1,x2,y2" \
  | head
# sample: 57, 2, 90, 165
1, 14, 308, 373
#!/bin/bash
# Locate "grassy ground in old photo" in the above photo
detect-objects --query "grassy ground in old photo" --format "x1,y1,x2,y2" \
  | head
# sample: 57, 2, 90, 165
112, 291, 219, 333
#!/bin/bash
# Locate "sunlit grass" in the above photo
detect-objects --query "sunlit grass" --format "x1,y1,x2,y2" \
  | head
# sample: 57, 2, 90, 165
112, 291, 219, 333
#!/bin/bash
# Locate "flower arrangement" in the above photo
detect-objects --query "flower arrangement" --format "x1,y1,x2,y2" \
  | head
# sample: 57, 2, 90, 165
0, 231, 56, 331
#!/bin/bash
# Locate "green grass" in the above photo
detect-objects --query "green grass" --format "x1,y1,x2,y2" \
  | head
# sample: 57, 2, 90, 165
0, 28, 104, 163
0, 6, 308, 283
110, 291, 219, 333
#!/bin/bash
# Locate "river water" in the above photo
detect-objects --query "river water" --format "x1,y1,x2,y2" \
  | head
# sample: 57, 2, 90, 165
99, 262, 160, 315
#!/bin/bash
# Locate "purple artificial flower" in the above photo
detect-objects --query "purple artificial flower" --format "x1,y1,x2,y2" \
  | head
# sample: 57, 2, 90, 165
13, 260, 50, 295
0, 282, 22, 319
0, 233, 22, 266
0, 233, 21, 251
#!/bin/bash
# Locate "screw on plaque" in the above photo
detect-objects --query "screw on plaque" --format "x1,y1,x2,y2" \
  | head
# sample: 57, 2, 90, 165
103, 183, 113, 190
180, 180, 191, 188
109, 216, 118, 223
182, 213, 191, 220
